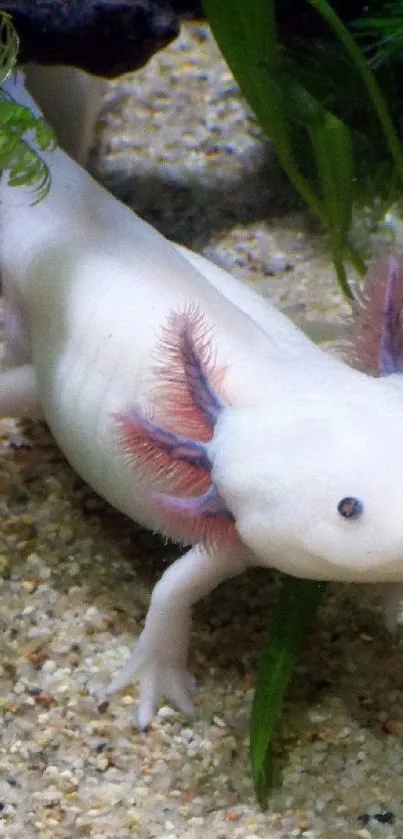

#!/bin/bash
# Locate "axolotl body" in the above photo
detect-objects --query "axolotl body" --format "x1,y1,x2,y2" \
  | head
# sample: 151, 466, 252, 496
2, 74, 403, 726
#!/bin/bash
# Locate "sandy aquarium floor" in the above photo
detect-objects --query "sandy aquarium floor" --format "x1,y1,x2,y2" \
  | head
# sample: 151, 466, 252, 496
1, 20, 403, 839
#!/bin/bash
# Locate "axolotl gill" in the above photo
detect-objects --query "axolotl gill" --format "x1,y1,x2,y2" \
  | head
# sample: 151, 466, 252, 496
2, 72, 403, 727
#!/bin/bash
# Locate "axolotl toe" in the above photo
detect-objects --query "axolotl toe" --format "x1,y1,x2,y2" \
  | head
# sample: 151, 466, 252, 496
2, 73, 403, 727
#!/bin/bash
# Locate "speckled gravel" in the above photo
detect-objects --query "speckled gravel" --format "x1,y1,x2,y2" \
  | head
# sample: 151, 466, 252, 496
1, 20, 403, 839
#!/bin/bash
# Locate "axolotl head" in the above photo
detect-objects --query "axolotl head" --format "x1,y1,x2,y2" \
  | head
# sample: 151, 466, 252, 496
211, 388, 403, 582
117, 255, 403, 584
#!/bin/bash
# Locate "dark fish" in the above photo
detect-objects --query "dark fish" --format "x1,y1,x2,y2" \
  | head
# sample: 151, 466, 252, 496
0, 0, 180, 77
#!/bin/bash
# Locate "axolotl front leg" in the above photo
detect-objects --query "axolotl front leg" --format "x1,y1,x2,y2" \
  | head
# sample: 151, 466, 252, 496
103, 321, 252, 726
106, 544, 249, 728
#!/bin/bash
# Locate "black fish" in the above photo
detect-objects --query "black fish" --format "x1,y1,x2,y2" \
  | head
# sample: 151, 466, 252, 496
0, 0, 180, 77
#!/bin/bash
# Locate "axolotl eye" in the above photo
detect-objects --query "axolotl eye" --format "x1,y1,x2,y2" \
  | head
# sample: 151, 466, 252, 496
337, 497, 363, 519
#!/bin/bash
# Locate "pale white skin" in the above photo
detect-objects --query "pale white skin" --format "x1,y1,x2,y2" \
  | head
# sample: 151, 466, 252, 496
2, 74, 403, 727
25, 66, 104, 164
24, 66, 346, 344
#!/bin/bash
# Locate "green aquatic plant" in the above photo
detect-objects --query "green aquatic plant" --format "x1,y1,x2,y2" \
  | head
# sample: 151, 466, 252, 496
204, 0, 403, 298
0, 12, 55, 201
0, 10, 18, 80
203, 0, 403, 805
355, 0, 403, 68
250, 579, 326, 807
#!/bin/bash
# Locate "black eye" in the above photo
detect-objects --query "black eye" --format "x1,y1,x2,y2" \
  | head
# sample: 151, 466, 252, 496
337, 497, 363, 519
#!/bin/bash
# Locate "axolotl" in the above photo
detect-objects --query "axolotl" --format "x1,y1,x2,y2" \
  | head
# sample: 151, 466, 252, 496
2, 73, 403, 727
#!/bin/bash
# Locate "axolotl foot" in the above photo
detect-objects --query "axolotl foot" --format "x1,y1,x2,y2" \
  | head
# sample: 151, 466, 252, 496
103, 632, 197, 730
96, 544, 248, 729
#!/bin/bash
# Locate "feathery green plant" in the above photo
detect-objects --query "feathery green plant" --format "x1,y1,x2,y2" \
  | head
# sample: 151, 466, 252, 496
0, 10, 17, 79
0, 11, 55, 201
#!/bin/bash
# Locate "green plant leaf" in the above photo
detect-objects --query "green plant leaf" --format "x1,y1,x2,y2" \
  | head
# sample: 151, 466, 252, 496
309, 113, 355, 298
0, 12, 19, 84
203, 0, 326, 222
250, 577, 326, 808
0, 12, 55, 202
202, 0, 361, 296
203, 0, 403, 295
306, 0, 403, 191
354, 1, 403, 68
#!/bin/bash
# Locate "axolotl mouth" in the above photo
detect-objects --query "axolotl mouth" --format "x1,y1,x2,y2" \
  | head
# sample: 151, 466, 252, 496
258, 516, 403, 584
299, 547, 403, 585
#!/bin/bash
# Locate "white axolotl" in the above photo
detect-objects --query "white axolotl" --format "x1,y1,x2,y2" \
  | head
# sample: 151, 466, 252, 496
2, 73, 403, 727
